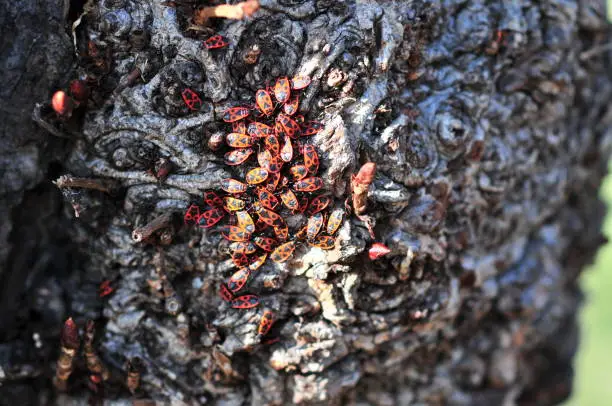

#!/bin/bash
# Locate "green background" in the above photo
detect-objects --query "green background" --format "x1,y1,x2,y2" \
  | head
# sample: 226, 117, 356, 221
566, 165, 612, 405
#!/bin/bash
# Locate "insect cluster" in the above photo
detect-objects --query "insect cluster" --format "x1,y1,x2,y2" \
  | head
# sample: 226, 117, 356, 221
184, 76, 344, 337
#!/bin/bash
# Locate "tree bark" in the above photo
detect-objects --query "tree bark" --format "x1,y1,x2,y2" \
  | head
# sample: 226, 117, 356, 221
1, 0, 611, 405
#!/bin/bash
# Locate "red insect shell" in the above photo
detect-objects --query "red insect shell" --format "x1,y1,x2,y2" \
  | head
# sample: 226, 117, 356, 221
224, 148, 254, 166
232, 252, 250, 268
231, 294, 260, 309
248, 253, 268, 271
99, 280, 114, 298
310, 235, 335, 250
273, 77, 291, 103
254, 236, 277, 252
295, 224, 308, 240
255, 89, 275, 116
368, 243, 391, 260
184, 204, 201, 225
291, 75, 312, 89
221, 178, 248, 194
274, 120, 285, 137
256, 186, 280, 210
227, 267, 251, 293
253, 202, 284, 227
246, 167, 269, 185
204, 34, 229, 49
69, 79, 89, 103
223, 107, 250, 122
270, 241, 296, 263
294, 177, 323, 192
198, 207, 225, 228
182, 88, 202, 111
229, 241, 257, 254
219, 283, 234, 302
226, 132, 255, 148
235, 210, 256, 233
259, 150, 283, 173
297, 196, 309, 214
307, 212, 324, 240
273, 222, 289, 241
289, 164, 309, 181
280, 135, 293, 162
280, 189, 300, 211
223, 196, 246, 212
203, 190, 224, 207
248, 122, 274, 138
52, 90, 73, 116
256, 217, 270, 232
221, 225, 251, 242
283, 94, 299, 116
301, 121, 324, 136
307, 196, 331, 215
257, 310, 275, 336
232, 120, 247, 134
276, 113, 301, 138
266, 171, 281, 191
302, 144, 319, 174
264, 134, 280, 156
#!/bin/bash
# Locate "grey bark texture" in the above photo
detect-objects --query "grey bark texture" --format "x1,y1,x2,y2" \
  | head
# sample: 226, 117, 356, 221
1, 0, 612, 405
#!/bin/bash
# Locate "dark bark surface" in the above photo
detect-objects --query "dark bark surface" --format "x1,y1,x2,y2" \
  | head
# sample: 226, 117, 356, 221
1, 0, 612, 405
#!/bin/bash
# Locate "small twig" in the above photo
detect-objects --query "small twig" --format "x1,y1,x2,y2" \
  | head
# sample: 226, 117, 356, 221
193, 0, 259, 25
132, 212, 173, 242
580, 42, 612, 61
53, 175, 117, 194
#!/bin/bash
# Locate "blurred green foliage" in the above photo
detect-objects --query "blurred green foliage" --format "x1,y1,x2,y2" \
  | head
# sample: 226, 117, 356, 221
565, 167, 612, 405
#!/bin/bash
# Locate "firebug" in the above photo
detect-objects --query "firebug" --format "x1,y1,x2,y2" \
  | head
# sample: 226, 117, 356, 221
245, 167, 269, 185
252, 202, 284, 227
219, 283, 234, 301
273, 222, 289, 241
198, 207, 225, 228
184, 204, 201, 225
273, 77, 291, 103
307, 196, 331, 215
255, 89, 274, 116
229, 241, 257, 254
270, 241, 296, 263
227, 268, 251, 292
309, 235, 335, 250
203, 190, 224, 207
306, 212, 324, 240
204, 34, 229, 49
280, 189, 299, 211
223, 196, 246, 212
289, 164, 309, 181
222, 107, 250, 122
264, 134, 280, 156
326, 209, 344, 235
221, 225, 251, 242
301, 121, 324, 136
291, 75, 311, 89
276, 113, 301, 138
235, 210, 255, 233
231, 295, 260, 309
302, 144, 319, 173
280, 135, 293, 162
254, 236, 277, 252
248, 122, 274, 138
226, 132, 254, 148
283, 94, 299, 116
224, 148, 254, 166
221, 178, 248, 194
257, 310, 275, 336
248, 253, 268, 271
232, 120, 247, 134
182, 88, 202, 111
232, 252, 250, 268
293, 177, 323, 192
256, 186, 280, 210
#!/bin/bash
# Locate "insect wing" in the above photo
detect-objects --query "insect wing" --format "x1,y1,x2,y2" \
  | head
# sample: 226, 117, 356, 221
221, 226, 251, 241
222, 107, 250, 122
256, 89, 274, 116
224, 148, 254, 166
219, 283, 234, 301
280, 189, 299, 211
273, 77, 291, 103
246, 167, 269, 185
270, 241, 296, 263
221, 178, 248, 194
257, 311, 275, 336
227, 267, 251, 292
231, 295, 260, 309
307, 212, 324, 240
291, 75, 311, 89
302, 144, 319, 173
184, 204, 201, 225
293, 177, 323, 192
307, 196, 331, 215
205, 34, 229, 49
226, 133, 254, 148
198, 207, 225, 228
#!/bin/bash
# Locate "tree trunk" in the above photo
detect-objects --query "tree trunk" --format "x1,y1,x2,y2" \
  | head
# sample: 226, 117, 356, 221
1, 0, 611, 405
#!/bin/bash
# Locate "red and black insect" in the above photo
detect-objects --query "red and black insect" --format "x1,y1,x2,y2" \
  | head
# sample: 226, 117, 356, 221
256, 89, 275, 116
309, 235, 335, 250
280, 189, 299, 211
221, 178, 248, 194
219, 283, 234, 301
273, 223, 289, 241
235, 210, 256, 233
248, 122, 274, 138
264, 134, 280, 156
306, 212, 324, 240
248, 253, 268, 271
302, 144, 319, 174
232, 120, 247, 134
184, 204, 201, 225
204, 190, 224, 207
232, 252, 250, 268
198, 207, 225, 228
223, 107, 250, 122
221, 225, 251, 242
246, 167, 269, 185
270, 241, 296, 262
283, 94, 299, 116
253, 202, 285, 227
302, 121, 324, 136
256, 186, 280, 210
224, 148, 254, 166
257, 310, 275, 336
294, 177, 323, 192
226, 133, 254, 148
273, 77, 291, 103
99, 280, 114, 298
204, 34, 229, 49
307, 196, 331, 215
280, 135, 293, 162
254, 236, 277, 252
231, 295, 260, 309
289, 164, 309, 181
276, 113, 301, 138
223, 196, 246, 212
227, 268, 251, 293
182, 88, 202, 111
291, 75, 311, 90
230, 241, 257, 254
326, 208, 344, 235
